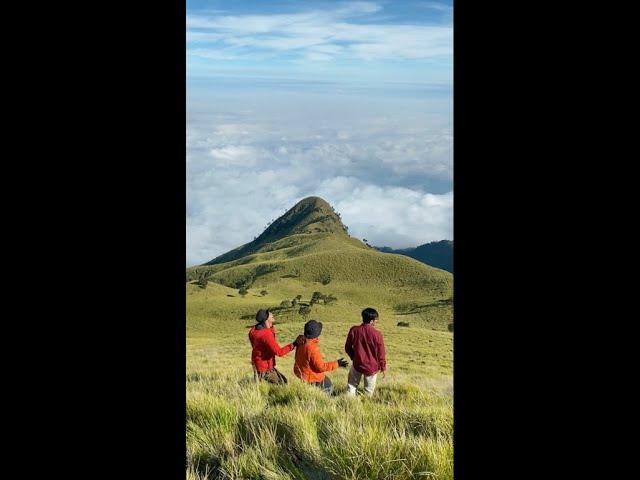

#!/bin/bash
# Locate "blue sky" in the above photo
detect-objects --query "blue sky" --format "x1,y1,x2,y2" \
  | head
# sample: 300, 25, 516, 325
187, 0, 452, 86
187, 1, 453, 266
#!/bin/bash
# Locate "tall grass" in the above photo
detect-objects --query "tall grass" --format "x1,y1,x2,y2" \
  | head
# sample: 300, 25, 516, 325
187, 368, 452, 480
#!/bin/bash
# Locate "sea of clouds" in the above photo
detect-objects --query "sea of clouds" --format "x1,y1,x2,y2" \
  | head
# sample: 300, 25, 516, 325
187, 88, 452, 266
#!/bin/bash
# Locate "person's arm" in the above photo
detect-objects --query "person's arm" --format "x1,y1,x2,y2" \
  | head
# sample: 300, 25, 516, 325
344, 327, 355, 360
376, 332, 386, 373
309, 347, 338, 373
263, 331, 295, 357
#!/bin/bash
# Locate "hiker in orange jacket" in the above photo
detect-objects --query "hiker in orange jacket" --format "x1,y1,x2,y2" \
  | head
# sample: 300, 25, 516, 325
294, 320, 349, 394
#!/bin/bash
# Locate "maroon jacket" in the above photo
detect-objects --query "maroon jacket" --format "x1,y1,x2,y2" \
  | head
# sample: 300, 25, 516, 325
248, 325, 294, 373
344, 323, 386, 376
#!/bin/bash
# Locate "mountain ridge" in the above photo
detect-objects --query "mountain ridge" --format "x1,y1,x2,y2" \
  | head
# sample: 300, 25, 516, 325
375, 240, 453, 273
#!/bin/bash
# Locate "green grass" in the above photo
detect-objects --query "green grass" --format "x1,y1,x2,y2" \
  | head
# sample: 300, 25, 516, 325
187, 376, 452, 480
187, 277, 453, 479
188, 233, 452, 292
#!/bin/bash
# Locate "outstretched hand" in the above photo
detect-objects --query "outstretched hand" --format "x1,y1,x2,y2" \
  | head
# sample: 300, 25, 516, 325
293, 335, 306, 347
337, 357, 349, 368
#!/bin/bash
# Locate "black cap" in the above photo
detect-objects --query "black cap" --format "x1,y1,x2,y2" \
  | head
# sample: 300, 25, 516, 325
256, 309, 270, 324
304, 320, 323, 339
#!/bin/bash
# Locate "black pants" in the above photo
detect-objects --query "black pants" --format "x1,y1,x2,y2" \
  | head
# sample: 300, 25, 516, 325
313, 377, 333, 394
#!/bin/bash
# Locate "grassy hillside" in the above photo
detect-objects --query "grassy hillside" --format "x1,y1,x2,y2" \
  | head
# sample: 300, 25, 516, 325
187, 196, 453, 479
188, 233, 452, 294
187, 282, 453, 479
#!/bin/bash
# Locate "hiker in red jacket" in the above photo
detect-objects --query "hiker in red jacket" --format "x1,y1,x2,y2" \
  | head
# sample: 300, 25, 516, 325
248, 309, 303, 384
344, 308, 386, 396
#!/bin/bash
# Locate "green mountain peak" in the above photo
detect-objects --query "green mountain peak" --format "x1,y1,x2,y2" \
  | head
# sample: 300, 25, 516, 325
202, 196, 347, 266
190, 196, 451, 301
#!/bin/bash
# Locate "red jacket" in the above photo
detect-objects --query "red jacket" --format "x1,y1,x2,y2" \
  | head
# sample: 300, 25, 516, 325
293, 337, 338, 383
248, 326, 294, 373
344, 323, 386, 376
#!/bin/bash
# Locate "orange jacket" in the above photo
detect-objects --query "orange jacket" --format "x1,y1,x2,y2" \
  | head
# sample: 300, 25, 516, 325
294, 337, 338, 383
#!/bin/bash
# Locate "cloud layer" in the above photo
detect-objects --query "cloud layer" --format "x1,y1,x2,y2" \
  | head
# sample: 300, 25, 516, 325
187, 92, 452, 266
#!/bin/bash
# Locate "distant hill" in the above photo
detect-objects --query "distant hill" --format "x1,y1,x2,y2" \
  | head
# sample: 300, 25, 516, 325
188, 196, 452, 293
375, 240, 453, 273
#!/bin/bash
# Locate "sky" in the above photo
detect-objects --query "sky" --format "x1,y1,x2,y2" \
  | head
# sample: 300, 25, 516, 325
187, 0, 453, 266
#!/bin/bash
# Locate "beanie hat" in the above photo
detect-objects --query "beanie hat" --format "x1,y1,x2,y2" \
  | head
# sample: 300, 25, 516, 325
256, 309, 270, 324
303, 320, 323, 339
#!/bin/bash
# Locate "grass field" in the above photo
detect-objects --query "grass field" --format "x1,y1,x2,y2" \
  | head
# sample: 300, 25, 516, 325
187, 277, 453, 479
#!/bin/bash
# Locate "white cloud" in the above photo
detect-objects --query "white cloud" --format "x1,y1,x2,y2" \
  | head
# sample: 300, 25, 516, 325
186, 31, 224, 43
305, 52, 334, 62
209, 145, 261, 167
186, 2, 452, 62
420, 2, 453, 13
187, 48, 237, 60
318, 178, 453, 247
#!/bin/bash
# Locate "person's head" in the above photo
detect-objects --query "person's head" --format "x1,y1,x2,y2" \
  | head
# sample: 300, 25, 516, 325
255, 309, 275, 329
303, 319, 323, 339
361, 308, 379, 325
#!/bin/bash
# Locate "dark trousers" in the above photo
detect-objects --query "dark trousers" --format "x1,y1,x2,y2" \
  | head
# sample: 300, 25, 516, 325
255, 367, 288, 384
313, 376, 333, 394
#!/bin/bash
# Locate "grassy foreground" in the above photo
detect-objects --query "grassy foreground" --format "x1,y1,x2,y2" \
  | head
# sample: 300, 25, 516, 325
187, 279, 453, 479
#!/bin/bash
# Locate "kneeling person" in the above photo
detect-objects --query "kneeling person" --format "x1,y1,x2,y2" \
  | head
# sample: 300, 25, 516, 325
294, 320, 348, 394
249, 309, 301, 384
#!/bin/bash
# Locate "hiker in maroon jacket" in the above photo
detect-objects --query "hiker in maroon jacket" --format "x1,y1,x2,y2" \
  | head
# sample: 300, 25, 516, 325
344, 308, 386, 396
248, 309, 303, 384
